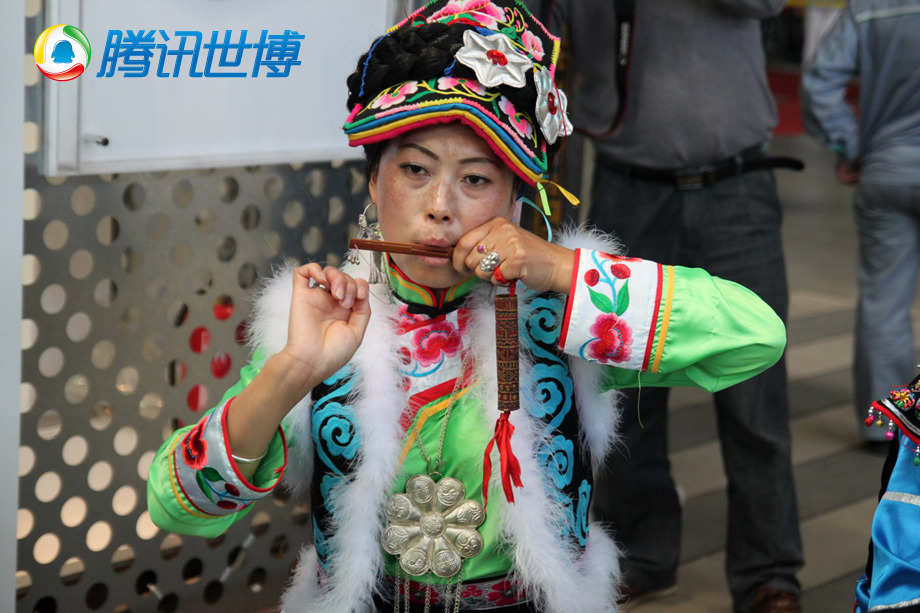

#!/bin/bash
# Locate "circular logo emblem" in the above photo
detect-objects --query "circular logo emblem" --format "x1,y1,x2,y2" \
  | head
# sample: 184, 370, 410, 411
35, 24, 91, 82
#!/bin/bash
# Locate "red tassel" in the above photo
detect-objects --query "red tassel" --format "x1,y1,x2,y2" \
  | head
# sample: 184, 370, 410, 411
482, 411, 523, 505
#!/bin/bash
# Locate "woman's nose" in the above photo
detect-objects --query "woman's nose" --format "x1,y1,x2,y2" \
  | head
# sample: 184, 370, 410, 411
425, 179, 453, 222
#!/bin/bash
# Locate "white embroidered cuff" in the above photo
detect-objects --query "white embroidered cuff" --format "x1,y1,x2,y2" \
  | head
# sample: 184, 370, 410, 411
171, 398, 285, 517
559, 249, 664, 371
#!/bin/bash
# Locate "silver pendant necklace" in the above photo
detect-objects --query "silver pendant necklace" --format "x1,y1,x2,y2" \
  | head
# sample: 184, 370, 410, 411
383, 372, 485, 611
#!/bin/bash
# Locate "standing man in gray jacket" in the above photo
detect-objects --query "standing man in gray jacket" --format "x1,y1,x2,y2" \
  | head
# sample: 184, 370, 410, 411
549, 2, 805, 612
801, 0, 920, 447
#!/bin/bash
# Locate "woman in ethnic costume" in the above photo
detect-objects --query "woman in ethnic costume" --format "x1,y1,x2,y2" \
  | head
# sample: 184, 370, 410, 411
146, 2, 787, 611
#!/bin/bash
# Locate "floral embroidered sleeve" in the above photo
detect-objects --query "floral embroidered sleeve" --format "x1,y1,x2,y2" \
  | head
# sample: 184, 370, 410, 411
147, 351, 289, 537
558, 249, 786, 392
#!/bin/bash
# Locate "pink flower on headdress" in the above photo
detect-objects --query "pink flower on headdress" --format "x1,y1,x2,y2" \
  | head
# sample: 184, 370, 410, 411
463, 79, 487, 95
455, 30, 532, 89
430, 0, 506, 30
499, 96, 533, 138
521, 30, 544, 62
371, 81, 419, 109
437, 76, 461, 91
533, 66, 573, 144
587, 313, 633, 364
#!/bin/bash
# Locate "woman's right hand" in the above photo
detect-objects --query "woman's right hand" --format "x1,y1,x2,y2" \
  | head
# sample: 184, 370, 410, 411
280, 263, 372, 392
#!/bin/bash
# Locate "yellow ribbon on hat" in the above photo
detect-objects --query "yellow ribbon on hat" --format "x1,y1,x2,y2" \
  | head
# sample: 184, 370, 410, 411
536, 179, 580, 216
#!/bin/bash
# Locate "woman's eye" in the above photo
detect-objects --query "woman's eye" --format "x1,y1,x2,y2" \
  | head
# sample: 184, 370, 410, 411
464, 175, 490, 186
401, 163, 426, 176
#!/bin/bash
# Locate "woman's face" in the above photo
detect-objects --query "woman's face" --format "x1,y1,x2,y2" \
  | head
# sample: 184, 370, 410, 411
369, 123, 517, 288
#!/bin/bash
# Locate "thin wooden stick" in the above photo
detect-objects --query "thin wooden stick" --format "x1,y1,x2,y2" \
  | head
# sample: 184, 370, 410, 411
349, 239, 454, 259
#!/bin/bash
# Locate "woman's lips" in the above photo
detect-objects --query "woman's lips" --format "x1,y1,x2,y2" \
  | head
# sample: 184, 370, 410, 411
416, 241, 453, 263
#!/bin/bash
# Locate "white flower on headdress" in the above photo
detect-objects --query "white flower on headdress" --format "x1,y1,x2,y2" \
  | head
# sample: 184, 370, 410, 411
534, 66, 573, 144
454, 30, 531, 89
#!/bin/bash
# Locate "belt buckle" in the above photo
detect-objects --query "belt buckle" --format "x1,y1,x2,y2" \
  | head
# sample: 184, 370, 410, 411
675, 165, 715, 191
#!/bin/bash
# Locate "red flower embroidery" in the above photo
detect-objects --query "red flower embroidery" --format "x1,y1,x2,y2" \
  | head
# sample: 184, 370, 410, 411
461, 585, 483, 598
397, 307, 429, 333
487, 580, 524, 606
412, 320, 463, 367
181, 420, 208, 469
224, 483, 240, 496
610, 263, 631, 279
584, 269, 600, 286
216, 500, 237, 511
587, 313, 633, 363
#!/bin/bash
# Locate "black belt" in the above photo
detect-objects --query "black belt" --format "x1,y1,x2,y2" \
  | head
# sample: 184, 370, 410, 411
596, 146, 805, 190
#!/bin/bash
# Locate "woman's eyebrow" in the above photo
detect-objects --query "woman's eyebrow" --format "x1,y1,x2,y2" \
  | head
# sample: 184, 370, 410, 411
398, 143, 500, 167
461, 156, 501, 167
398, 143, 439, 160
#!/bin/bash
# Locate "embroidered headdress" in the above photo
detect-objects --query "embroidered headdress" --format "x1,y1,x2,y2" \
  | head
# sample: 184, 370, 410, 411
343, 0, 572, 186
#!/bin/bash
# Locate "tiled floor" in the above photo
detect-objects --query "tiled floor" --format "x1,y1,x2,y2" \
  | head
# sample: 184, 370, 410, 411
626, 136, 895, 612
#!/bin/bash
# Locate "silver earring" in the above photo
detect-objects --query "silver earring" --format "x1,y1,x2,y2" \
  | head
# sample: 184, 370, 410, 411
348, 202, 384, 265
357, 201, 382, 241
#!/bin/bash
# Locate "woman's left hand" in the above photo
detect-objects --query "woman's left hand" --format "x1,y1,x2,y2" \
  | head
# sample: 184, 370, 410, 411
454, 218, 575, 293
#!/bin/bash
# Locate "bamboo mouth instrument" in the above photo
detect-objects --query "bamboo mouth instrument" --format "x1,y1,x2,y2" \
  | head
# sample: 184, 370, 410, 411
349, 239, 454, 259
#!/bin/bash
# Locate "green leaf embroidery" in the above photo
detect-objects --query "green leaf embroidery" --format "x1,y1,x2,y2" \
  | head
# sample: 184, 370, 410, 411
589, 287, 614, 314
201, 467, 223, 483
196, 471, 215, 503
615, 283, 630, 316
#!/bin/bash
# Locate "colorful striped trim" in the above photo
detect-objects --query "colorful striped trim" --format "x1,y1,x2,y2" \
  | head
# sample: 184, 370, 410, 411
641, 263, 664, 371
650, 265, 675, 374
399, 383, 472, 462
346, 106, 544, 185
348, 105, 541, 177
401, 376, 462, 431
386, 255, 477, 308
347, 93, 542, 174
557, 247, 581, 351
167, 432, 215, 519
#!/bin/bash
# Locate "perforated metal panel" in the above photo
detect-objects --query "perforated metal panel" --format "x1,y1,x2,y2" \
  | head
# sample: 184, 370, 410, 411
19, 5, 369, 612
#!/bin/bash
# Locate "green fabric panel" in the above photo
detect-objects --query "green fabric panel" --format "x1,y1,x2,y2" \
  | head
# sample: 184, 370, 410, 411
384, 391, 511, 584
602, 265, 786, 392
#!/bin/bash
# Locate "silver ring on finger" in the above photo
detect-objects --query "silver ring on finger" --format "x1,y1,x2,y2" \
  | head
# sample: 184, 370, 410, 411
479, 251, 501, 274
